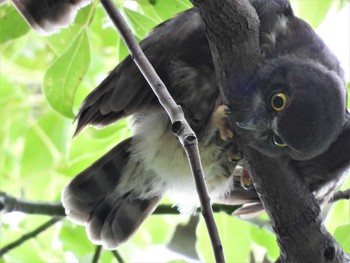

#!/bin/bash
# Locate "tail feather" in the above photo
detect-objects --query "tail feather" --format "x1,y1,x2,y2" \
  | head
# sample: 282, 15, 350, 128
11, 0, 91, 34
62, 138, 162, 248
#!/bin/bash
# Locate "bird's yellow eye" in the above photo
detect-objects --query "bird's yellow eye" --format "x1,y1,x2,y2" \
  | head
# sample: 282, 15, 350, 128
270, 92, 287, 111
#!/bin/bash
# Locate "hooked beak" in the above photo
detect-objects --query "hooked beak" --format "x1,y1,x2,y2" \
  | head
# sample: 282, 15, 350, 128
236, 115, 268, 132
236, 119, 257, 131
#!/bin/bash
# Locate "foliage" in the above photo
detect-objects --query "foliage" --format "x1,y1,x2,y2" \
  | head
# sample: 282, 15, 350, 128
0, 0, 349, 262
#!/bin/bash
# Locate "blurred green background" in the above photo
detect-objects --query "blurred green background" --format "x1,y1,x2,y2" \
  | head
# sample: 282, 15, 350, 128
0, 0, 349, 262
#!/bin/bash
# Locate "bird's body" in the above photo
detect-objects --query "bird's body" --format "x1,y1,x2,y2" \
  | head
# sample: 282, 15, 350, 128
10, 0, 350, 249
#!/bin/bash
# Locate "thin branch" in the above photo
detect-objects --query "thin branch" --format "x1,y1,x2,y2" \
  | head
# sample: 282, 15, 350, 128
0, 192, 65, 216
111, 250, 125, 263
330, 189, 350, 203
92, 245, 102, 263
99, 1, 224, 262
0, 192, 238, 216
0, 217, 62, 257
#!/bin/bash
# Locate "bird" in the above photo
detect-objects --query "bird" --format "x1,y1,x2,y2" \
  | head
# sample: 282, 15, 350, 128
1, 0, 91, 34
9, 0, 350, 249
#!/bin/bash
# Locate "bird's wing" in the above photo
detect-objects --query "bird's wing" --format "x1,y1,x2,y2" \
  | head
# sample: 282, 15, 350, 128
75, 8, 218, 136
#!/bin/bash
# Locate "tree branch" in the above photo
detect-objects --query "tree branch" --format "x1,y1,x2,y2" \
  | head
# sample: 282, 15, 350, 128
0, 192, 65, 216
244, 149, 349, 263
0, 217, 62, 257
330, 189, 350, 203
0, 192, 238, 216
189, 0, 260, 105
187, 0, 349, 262
99, 0, 224, 262
92, 245, 102, 263
111, 250, 125, 263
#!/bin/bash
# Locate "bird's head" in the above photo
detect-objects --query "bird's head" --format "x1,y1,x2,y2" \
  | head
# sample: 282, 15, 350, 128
235, 56, 347, 161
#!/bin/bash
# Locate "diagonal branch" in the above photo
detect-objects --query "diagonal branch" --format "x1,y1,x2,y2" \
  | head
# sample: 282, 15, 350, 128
92, 245, 102, 263
0, 217, 62, 257
111, 250, 125, 263
99, 0, 224, 262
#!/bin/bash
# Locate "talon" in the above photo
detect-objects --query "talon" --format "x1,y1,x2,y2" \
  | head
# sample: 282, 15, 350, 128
240, 169, 253, 190
228, 151, 242, 163
212, 105, 234, 141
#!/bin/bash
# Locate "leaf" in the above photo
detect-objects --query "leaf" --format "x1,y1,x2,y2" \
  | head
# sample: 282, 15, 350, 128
251, 225, 279, 261
20, 112, 71, 177
297, 0, 333, 28
124, 8, 159, 39
325, 200, 350, 233
140, 0, 191, 21
44, 30, 91, 118
196, 214, 251, 262
334, 224, 350, 253
59, 222, 94, 258
0, 4, 30, 44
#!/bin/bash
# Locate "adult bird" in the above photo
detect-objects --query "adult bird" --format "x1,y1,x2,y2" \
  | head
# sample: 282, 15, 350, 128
8, 0, 350, 249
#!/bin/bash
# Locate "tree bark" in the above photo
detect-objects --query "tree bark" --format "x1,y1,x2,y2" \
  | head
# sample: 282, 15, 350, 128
189, 0, 349, 262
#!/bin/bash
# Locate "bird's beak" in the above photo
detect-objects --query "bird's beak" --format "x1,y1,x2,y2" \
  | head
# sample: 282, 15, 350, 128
236, 115, 268, 132
236, 118, 257, 131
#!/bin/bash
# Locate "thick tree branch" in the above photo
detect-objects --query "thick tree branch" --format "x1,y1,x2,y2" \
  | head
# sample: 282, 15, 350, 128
99, 0, 224, 262
244, 148, 349, 263
0, 217, 62, 257
189, 0, 260, 105
188, 0, 349, 262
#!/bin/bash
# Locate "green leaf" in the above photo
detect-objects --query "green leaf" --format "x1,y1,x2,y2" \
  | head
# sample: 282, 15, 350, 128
59, 222, 94, 258
140, 0, 191, 21
251, 225, 279, 261
44, 30, 91, 118
196, 214, 251, 262
124, 8, 159, 39
297, 0, 333, 28
334, 224, 350, 253
0, 4, 30, 44
325, 200, 350, 233
20, 112, 71, 177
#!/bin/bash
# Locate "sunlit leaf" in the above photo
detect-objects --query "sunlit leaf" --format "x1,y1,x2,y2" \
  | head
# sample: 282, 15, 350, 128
196, 214, 251, 263
251, 225, 279, 261
334, 224, 350, 252
0, 4, 30, 44
124, 8, 158, 39
297, 0, 333, 28
44, 30, 91, 118
59, 222, 94, 258
20, 112, 71, 177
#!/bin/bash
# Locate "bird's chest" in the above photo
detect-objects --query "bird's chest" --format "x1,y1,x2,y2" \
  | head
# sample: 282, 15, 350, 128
130, 110, 235, 211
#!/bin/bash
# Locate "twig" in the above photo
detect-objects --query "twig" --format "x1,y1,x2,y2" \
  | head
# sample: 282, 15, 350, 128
92, 245, 102, 263
111, 250, 125, 263
99, 1, 224, 262
0, 217, 62, 257
0, 192, 65, 216
331, 189, 350, 203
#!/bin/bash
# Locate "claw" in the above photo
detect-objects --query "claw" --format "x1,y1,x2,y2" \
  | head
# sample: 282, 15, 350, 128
212, 105, 234, 141
240, 169, 253, 190
227, 151, 242, 163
